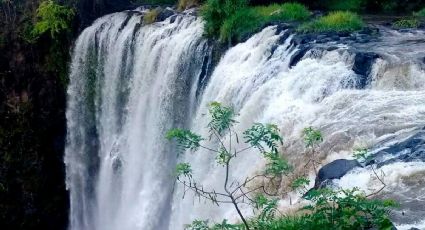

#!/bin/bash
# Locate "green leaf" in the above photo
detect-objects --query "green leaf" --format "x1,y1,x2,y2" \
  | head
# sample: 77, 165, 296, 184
166, 128, 203, 152
185, 219, 209, 230
211, 219, 240, 230
175, 163, 192, 179
259, 198, 278, 220
243, 123, 283, 153
264, 152, 292, 176
353, 147, 371, 162
253, 194, 269, 209
32, 0, 75, 39
303, 127, 323, 148
207, 102, 236, 136
215, 147, 231, 166
291, 177, 310, 190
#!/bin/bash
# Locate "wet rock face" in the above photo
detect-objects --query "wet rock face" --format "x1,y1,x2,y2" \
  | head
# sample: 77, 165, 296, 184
156, 8, 175, 21
352, 52, 380, 88
368, 128, 425, 168
314, 159, 362, 189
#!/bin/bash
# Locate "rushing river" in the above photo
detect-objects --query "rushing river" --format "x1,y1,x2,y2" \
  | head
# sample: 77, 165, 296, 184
65, 9, 425, 230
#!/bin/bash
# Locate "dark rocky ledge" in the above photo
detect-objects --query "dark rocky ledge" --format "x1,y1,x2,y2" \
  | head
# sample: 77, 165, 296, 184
314, 159, 362, 189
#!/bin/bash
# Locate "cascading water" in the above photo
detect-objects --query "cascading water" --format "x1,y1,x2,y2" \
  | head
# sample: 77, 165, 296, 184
66, 9, 425, 230
65, 10, 210, 230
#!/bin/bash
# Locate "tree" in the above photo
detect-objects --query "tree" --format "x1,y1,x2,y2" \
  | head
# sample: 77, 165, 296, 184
167, 102, 292, 230
167, 102, 396, 230
32, 0, 75, 39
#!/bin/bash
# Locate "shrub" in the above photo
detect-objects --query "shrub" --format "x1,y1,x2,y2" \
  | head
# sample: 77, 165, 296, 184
143, 8, 159, 24
186, 189, 397, 230
32, 0, 75, 39
167, 102, 292, 229
299, 11, 363, 33
219, 3, 310, 42
298, 189, 397, 230
255, 3, 310, 21
277, 2, 310, 21
393, 18, 420, 29
220, 7, 263, 42
201, 0, 248, 37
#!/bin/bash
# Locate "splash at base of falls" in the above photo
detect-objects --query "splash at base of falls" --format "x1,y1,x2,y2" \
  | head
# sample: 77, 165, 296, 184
66, 9, 425, 230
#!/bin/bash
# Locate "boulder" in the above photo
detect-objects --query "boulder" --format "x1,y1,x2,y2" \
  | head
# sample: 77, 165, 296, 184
314, 159, 361, 188
352, 52, 380, 88
289, 46, 310, 67
156, 8, 175, 22
368, 128, 425, 167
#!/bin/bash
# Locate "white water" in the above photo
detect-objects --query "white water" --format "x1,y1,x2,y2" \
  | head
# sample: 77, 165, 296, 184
66, 11, 425, 230
65, 11, 209, 230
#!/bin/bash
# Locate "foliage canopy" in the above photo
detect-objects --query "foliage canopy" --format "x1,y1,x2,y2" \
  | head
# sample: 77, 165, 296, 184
32, 0, 75, 39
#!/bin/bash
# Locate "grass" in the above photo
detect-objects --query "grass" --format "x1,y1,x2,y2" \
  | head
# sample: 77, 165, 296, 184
143, 8, 159, 24
255, 3, 311, 21
219, 3, 310, 42
201, 0, 248, 37
220, 7, 263, 42
393, 18, 420, 29
299, 11, 364, 33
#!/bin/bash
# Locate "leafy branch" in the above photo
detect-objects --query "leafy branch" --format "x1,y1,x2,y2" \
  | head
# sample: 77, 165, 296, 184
353, 148, 387, 197
167, 102, 292, 229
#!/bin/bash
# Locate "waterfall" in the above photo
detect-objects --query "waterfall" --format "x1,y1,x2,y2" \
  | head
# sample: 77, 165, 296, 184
66, 10, 425, 230
65, 10, 210, 230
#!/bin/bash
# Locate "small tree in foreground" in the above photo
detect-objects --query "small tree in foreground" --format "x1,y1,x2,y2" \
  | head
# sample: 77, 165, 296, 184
167, 102, 396, 230
167, 102, 292, 230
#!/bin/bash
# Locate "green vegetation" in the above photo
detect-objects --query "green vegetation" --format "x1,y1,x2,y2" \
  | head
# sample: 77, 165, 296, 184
204, 2, 310, 42
219, 8, 263, 42
143, 8, 160, 24
29, 0, 75, 86
393, 18, 420, 29
257, 3, 311, 21
242, 189, 396, 230
32, 0, 75, 39
168, 102, 396, 230
299, 11, 363, 33
201, 0, 248, 37
167, 102, 291, 229
414, 8, 425, 18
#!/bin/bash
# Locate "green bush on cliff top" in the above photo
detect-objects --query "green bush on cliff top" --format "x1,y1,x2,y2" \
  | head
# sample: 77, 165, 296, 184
201, 0, 248, 38
299, 11, 363, 33
218, 3, 310, 42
